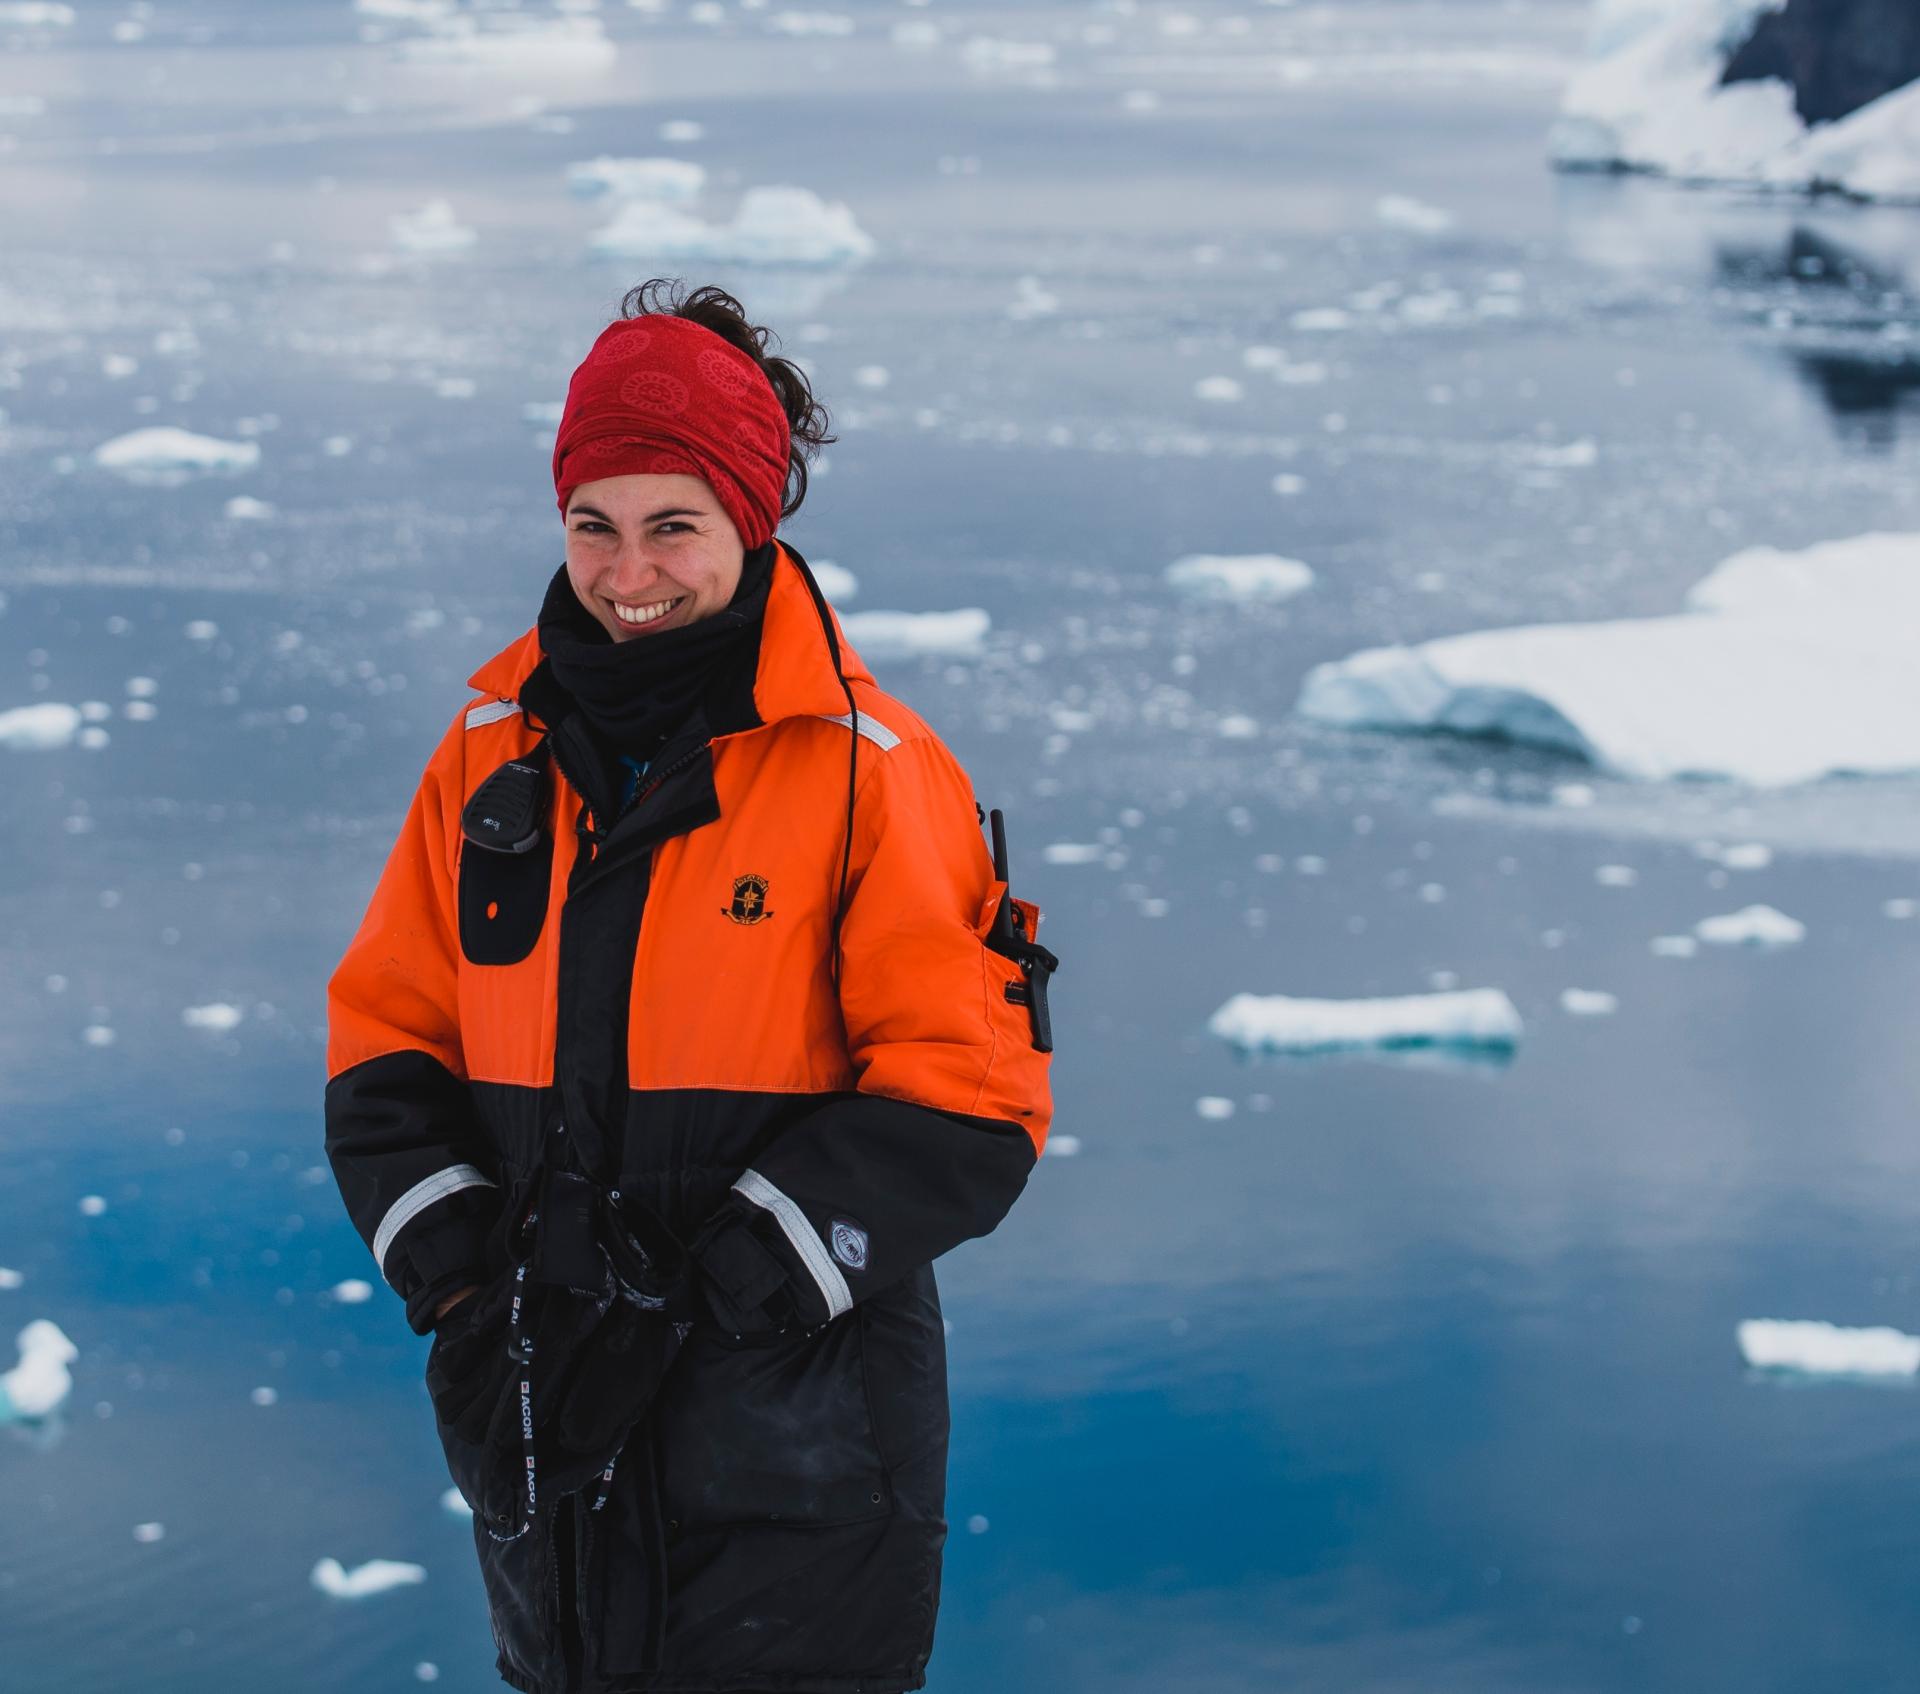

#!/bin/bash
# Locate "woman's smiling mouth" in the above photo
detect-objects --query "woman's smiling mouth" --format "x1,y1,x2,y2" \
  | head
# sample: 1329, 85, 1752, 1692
610, 594, 686, 630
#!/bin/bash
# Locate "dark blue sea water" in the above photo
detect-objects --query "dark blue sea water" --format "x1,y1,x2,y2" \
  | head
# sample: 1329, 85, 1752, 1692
6, 1, 1920, 1689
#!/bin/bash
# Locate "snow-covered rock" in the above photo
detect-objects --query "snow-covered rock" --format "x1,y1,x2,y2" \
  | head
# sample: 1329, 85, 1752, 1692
94, 427, 259, 484
565, 156, 705, 202
590, 186, 874, 267
1738, 1317, 1920, 1377
0, 1320, 76, 1422
1553, 0, 1920, 200
1296, 533, 1920, 787
311, 1558, 428, 1599
1207, 988, 1523, 1056
1164, 554, 1315, 603
840, 608, 989, 659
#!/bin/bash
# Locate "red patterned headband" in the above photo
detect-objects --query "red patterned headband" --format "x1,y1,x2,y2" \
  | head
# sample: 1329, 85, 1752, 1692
551, 315, 791, 551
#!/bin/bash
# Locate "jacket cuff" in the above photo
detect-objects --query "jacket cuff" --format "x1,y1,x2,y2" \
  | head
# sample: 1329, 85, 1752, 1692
691, 1205, 807, 1333
397, 1201, 499, 1336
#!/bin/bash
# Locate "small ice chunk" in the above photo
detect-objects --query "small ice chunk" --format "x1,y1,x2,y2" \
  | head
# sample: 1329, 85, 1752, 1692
1195, 1096, 1235, 1120
440, 1486, 471, 1517
1521, 438, 1598, 470
768, 11, 854, 35
1738, 1318, 1920, 1379
965, 1513, 990, 1533
94, 428, 260, 484
79, 1195, 107, 1215
1195, 376, 1243, 402
854, 365, 890, 390
1164, 554, 1314, 603
1595, 864, 1637, 887
1552, 783, 1595, 808
0, 703, 80, 751
1560, 988, 1618, 1016
183, 1002, 244, 1033
0, 1268, 21, 1289
251, 1386, 278, 1407
659, 119, 704, 142
415, 1668, 440, 1685
1290, 308, 1350, 332
1042, 1134, 1080, 1158
1884, 897, 1918, 920
960, 37, 1054, 74
1694, 905, 1804, 949
1041, 843, 1103, 866
0, 4, 77, 25
808, 559, 857, 601
331, 1278, 374, 1304
1716, 842, 1773, 871
1208, 988, 1522, 1056
225, 495, 274, 520
390, 200, 475, 255
1376, 194, 1453, 234
564, 156, 705, 201
310, 1558, 428, 1599
184, 620, 219, 641
133, 1522, 165, 1543
1007, 275, 1057, 320
591, 186, 875, 267
839, 608, 989, 659
0, 1320, 77, 1422
1650, 934, 1698, 958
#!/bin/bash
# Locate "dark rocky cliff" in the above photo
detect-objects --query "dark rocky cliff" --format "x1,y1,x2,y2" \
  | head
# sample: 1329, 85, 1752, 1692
1721, 0, 1920, 125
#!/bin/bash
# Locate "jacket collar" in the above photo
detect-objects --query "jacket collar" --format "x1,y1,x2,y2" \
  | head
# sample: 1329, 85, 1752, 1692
465, 541, 873, 732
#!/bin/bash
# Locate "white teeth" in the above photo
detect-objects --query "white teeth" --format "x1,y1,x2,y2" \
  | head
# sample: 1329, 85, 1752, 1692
613, 597, 681, 626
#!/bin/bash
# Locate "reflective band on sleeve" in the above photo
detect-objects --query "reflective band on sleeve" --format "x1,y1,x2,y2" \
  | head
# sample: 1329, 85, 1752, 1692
731, 1169, 853, 1320
373, 1164, 497, 1276
819, 711, 900, 753
465, 698, 522, 730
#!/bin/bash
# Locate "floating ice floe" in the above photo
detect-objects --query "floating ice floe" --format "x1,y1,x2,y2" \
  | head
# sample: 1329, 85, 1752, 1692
565, 156, 705, 202
769, 11, 854, 35
331, 1279, 374, 1304
1195, 1096, 1235, 1120
1208, 988, 1523, 1056
840, 608, 989, 659
94, 427, 259, 486
1376, 194, 1454, 234
225, 495, 274, 520
397, 14, 617, 70
0, 1269, 21, 1290
0, 4, 75, 25
1042, 843, 1105, 866
357, 0, 453, 18
1164, 554, 1315, 603
1552, 0, 1920, 201
0, 1320, 76, 1422
1651, 934, 1698, 957
182, 1002, 243, 1033
591, 186, 875, 267
133, 1522, 164, 1542
1738, 1318, 1920, 1379
440, 1486, 470, 1517
0, 703, 79, 752
390, 200, 475, 255
1694, 903, 1804, 948
1560, 987, 1618, 1016
1043, 1134, 1081, 1157
961, 37, 1056, 75
311, 1558, 427, 1599
1297, 533, 1920, 787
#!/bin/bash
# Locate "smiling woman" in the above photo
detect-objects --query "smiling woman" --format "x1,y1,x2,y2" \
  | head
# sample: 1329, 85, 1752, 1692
322, 279, 1057, 1694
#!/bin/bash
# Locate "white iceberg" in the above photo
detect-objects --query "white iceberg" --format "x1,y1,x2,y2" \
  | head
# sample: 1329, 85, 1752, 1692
1296, 532, 1920, 787
1738, 1318, 1920, 1379
1164, 554, 1315, 603
565, 156, 705, 202
591, 186, 875, 267
0, 1319, 76, 1422
0, 704, 79, 751
1208, 988, 1523, 1056
390, 199, 475, 255
1694, 903, 1805, 947
1552, 0, 1920, 201
840, 608, 989, 659
94, 427, 259, 485
311, 1558, 428, 1599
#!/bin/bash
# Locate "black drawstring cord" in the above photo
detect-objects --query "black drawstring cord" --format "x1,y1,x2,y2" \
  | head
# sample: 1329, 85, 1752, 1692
784, 547, 859, 990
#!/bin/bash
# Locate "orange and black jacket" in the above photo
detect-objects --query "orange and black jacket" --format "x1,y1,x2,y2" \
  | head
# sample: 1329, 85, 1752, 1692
323, 542, 1053, 1691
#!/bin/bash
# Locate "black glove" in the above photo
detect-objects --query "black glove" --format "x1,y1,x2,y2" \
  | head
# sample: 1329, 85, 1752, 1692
687, 1205, 801, 1337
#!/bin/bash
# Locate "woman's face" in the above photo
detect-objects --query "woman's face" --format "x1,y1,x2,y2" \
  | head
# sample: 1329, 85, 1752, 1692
563, 473, 746, 642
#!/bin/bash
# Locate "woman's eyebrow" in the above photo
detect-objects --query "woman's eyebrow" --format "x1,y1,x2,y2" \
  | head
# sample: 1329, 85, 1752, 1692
567, 504, 704, 523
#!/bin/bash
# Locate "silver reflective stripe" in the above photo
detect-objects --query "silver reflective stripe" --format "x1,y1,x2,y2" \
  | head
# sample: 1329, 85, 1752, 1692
465, 698, 521, 730
731, 1169, 853, 1320
819, 711, 900, 753
373, 1164, 497, 1276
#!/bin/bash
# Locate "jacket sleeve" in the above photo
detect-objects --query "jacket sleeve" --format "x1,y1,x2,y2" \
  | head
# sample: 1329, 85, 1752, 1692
324, 711, 502, 1335
691, 730, 1053, 1331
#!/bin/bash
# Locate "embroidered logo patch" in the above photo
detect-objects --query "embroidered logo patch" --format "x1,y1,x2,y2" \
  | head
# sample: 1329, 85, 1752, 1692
829, 1219, 869, 1272
723, 873, 774, 926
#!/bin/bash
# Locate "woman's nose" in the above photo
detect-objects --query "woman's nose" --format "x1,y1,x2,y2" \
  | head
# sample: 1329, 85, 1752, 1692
604, 542, 661, 595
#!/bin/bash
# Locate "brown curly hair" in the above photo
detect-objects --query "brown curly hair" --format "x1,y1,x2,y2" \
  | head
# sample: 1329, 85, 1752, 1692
619, 278, 836, 521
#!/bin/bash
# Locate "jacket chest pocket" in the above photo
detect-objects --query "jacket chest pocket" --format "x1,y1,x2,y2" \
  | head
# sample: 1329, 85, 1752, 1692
654, 1316, 893, 1531
458, 834, 555, 966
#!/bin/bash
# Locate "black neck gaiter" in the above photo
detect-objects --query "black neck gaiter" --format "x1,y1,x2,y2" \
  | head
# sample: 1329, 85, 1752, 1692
536, 544, 773, 759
